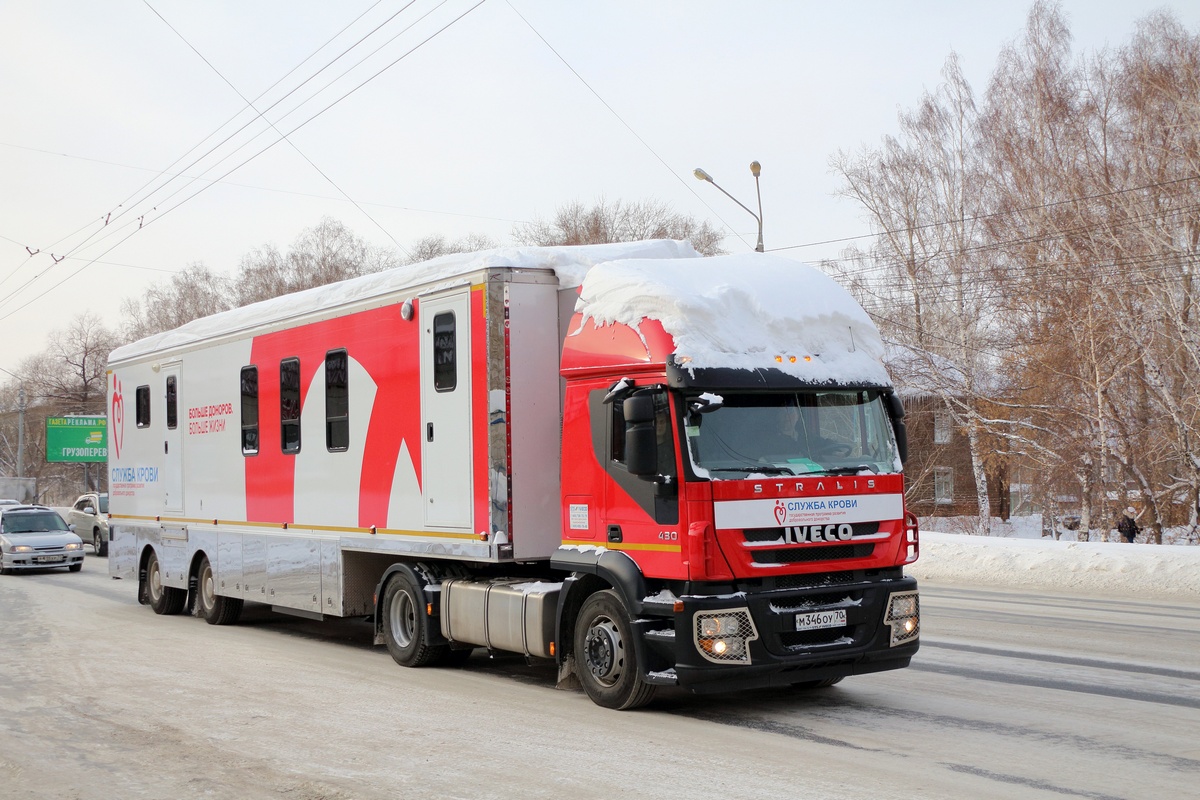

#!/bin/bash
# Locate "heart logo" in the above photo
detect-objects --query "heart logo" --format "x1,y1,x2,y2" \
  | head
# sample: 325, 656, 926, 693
774, 501, 786, 525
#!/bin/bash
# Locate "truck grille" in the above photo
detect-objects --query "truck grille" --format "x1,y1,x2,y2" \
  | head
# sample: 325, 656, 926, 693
750, 544, 875, 565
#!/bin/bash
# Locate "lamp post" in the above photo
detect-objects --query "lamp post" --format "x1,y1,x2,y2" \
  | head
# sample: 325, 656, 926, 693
693, 161, 764, 252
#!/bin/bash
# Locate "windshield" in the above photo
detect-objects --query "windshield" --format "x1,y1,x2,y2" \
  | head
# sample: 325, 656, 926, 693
2, 512, 71, 533
684, 389, 899, 478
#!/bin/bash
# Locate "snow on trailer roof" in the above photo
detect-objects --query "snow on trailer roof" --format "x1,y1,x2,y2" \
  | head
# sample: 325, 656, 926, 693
109, 239, 698, 363
575, 253, 891, 386
109, 242, 890, 387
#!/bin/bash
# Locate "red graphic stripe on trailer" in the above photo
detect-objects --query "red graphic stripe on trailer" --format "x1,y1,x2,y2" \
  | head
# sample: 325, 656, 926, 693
246, 304, 422, 526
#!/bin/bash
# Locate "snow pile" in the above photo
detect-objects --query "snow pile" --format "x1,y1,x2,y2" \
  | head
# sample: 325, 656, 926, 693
575, 254, 891, 386
909, 531, 1200, 600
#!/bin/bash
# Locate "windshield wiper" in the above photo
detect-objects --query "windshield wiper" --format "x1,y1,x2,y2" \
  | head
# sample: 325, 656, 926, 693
820, 465, 877, 476
708, 465, 797, 477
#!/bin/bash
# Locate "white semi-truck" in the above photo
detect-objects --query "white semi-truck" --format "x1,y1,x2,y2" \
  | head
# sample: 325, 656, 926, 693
107, 240, 919, 709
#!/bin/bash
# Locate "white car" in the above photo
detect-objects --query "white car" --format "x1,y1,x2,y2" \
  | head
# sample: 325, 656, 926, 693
0, 505, 85, 574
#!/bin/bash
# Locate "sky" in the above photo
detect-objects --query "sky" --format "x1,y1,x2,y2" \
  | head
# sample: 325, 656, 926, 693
3, 0, 1199, 378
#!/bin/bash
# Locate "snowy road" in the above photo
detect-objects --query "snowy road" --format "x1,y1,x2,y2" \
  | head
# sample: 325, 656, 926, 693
1, 562, 1196, 799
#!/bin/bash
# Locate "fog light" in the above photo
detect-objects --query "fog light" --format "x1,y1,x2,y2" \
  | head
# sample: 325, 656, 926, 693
884, 590, 919, 647
694, 608, 758, 665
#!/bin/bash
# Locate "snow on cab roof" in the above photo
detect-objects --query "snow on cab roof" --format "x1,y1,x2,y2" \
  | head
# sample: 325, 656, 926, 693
109, 240, 698, 363
574, 253, 891, 386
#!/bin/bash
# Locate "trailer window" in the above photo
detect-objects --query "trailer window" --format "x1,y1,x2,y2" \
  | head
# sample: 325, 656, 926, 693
136, 385, 151, 428
280, 357, 301, 454
165, 375, 178, 430
433, 312, 456, 392
325, 349, 349, 451
241, 366, 259, 455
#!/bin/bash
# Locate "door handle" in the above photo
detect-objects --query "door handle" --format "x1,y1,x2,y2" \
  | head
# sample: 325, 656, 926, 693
607, 524, 623, 543
427, 422, 434, 442
164, 441, 169, 454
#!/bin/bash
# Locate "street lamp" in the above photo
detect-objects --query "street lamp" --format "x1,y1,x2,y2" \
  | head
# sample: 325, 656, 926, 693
694, 161, 764, 252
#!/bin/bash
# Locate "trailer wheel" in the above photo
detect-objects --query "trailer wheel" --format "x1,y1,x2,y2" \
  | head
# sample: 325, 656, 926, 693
93, 528, 108, 557
381, 571, 445, 667
146, 550, 185, 615
573, 590, 656, 710
196, 556, 243, 625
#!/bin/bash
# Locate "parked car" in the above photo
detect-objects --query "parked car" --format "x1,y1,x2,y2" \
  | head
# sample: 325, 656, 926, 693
55, 492, 109, 556
0, 505, 85, 574
0, 499, 20, 506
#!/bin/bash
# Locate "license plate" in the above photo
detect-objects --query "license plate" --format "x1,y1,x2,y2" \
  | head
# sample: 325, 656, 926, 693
35, 556, 65, 564
795, 609, 846, 631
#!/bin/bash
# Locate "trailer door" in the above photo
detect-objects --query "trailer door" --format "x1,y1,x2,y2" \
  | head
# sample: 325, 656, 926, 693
162, 364, 184, 513
420, 291, 472, 529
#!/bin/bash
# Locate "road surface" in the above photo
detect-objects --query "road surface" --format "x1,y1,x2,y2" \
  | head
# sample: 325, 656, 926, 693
0, 556, 1196, 799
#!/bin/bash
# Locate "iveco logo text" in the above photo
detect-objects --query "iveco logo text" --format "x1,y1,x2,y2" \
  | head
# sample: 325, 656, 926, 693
785, 524, 854, 543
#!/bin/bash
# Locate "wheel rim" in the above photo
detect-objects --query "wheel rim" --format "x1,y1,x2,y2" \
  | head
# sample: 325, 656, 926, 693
94, 531, 102, 551
583, 616, 624, 686
200, 563, 215, 613
388, 589, 416, 649
148, 557, 162, 603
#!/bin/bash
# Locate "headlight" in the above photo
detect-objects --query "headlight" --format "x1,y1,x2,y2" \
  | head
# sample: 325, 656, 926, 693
884, 590, 919, 646
64, 542, 83, 551
694, 608, 759, 664
10, 545, 33, 553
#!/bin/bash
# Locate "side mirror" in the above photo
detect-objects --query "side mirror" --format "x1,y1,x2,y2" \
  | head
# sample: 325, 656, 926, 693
885, 393, 908, 465
623, 395, 658, 477
83, 507, 95, 515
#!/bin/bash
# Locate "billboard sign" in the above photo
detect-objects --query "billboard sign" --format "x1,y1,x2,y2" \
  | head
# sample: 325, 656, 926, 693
46, 416, 107, 463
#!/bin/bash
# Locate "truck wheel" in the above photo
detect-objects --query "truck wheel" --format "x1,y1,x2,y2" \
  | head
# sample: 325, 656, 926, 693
93, 528, 108, 557
381, 570, 446, 667
146, 551, 186, 615
573, 590, 656, 710
196, 556, 243, 625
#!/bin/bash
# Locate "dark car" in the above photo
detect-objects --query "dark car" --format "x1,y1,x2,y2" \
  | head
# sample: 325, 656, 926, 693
0, 505, 85, 574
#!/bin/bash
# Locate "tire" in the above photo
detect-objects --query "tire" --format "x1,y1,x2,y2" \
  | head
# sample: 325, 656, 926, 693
146, 550, 186, 615
93, 528, 108, 557
573, 590, 656, 710
381, 569, 446, 667
69, 562, 83, 572
196, 556, 243, 626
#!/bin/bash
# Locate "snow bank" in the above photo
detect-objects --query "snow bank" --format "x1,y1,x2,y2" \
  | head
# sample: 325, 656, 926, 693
909, 531, 1200, 600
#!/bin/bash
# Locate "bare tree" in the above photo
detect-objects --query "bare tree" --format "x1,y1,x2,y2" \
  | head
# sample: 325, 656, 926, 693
406, 233, 499, 263
512, 198, 725, 256
120, 263, 234, 342
236, 218, 402, 306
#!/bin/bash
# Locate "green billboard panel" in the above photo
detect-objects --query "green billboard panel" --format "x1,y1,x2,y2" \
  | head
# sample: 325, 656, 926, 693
46, 416, 108, 463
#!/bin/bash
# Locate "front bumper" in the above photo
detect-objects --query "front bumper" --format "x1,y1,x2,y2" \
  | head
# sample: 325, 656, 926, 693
642, 573, 919, 693
2, 551, 85, 571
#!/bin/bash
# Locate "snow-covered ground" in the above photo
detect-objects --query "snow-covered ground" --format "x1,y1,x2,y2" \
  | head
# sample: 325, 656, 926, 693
911, 519, 1200, 600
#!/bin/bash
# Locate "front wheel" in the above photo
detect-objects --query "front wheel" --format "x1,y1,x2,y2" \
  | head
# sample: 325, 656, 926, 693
145, 551, 186, 615
381, 569, 446, 667
68, 562, 82, 573
573, 590, 656, 710
93, 528, 108, 557
196, 556, 243, 625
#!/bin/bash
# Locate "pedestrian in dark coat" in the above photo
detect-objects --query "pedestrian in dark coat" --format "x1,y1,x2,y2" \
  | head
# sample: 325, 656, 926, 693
1117, 506, 1140, 543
